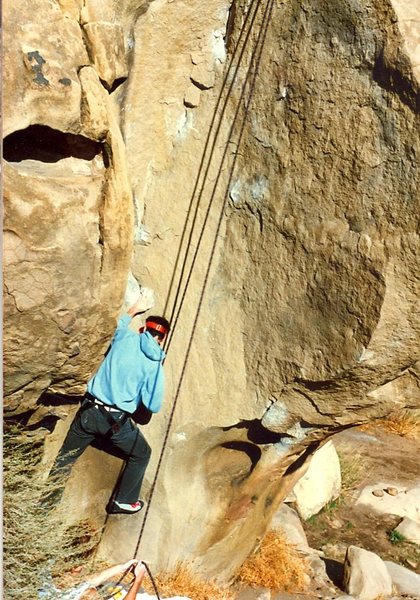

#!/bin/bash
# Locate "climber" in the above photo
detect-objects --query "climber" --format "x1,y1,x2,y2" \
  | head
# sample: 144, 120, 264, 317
45, 289, 170, 515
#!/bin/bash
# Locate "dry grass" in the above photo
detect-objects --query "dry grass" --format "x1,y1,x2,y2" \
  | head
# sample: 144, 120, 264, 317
377, 409, 420, 439
338, 450, 368, 497
3, 425, 101, 599
236, 530, 309, 592
142, 562, 235, 600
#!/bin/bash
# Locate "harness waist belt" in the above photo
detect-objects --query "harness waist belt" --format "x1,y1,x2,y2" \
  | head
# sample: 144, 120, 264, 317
85, 392, 122, 413
83, 392, 129, 436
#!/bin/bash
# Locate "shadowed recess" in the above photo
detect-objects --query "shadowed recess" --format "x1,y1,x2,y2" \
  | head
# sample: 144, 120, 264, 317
37, 391, 84, 407
220, 440, 262, 470
3, 124, 103, 163
372, 50, 419, 112
323, 558, 345, 587
102, 76, 127, 94
283, 441, 321, 476
223, 419, 284, 444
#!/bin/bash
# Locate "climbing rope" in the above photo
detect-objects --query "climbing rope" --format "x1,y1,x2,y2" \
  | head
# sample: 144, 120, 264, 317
164, 0, 274, 353
133, 0, 276, 560
162, 0, 262, 324
142, 561, 161, 600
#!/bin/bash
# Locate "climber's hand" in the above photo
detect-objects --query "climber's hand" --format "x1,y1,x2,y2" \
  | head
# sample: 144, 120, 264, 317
128, 287, 155, 316
122, 559, 138, 572
134, 561, 147, 579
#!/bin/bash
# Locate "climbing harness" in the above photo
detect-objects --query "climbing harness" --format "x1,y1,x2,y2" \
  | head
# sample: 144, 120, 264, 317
82, 393, 129, 436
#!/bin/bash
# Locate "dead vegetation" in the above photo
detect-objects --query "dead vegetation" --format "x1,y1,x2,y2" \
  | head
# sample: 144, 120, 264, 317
142, 562, 235, 600
376, 409, 420, 440
236, 530, 310, 592
3, 425, 101, 599
142, 533, 310, 600
338, 450, 369, 498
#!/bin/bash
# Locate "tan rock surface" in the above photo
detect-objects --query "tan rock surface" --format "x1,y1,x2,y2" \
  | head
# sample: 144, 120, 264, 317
109, 0, 419, 575
3, 0, 133, 415
3, 0, 420, 584
3, 0, 88, 138
390, 0, 420, 83
83, 22, 128, 88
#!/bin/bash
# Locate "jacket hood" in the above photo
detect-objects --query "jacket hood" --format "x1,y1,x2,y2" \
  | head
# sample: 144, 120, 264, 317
140, 331, 166, 361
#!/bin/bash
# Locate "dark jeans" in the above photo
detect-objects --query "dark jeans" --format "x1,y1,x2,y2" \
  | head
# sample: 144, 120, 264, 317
48, 400, 151, 504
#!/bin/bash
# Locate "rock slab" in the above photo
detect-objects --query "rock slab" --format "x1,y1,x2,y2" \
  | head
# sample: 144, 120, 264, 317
357, 483, 420, 523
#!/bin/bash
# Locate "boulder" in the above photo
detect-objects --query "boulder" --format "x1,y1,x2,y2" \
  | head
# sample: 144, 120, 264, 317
385, 560, 420, 598
288, 441, 341, 520
395, 516, 420, 544
271, 504, 331, 587
343, 546, 393, 600
271, 503, 309, 551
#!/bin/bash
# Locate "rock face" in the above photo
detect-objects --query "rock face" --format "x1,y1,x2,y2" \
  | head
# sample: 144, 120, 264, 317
3, 0, 420, 582
3, 0, 133, 416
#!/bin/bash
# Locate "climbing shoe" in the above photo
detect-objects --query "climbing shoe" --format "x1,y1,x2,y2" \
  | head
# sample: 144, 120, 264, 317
106, 499, 145, 515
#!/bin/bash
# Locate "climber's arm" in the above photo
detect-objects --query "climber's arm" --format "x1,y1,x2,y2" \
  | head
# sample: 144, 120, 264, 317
124, 562, 147, 600
86, 560, 137, 587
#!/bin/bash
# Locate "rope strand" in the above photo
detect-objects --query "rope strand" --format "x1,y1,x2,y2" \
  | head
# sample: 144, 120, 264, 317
133, 0, 275, 559
163, 0, 261, 325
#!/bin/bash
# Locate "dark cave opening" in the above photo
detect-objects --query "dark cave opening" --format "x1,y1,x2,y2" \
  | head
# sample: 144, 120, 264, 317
3, 124, 103, 163
102, 76, 127, 94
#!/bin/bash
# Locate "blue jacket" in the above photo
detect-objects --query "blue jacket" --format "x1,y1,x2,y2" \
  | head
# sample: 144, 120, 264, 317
87, 315, 166, 414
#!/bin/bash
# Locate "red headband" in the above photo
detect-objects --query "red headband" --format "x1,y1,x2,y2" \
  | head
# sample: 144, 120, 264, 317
146, 321, 168, 335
